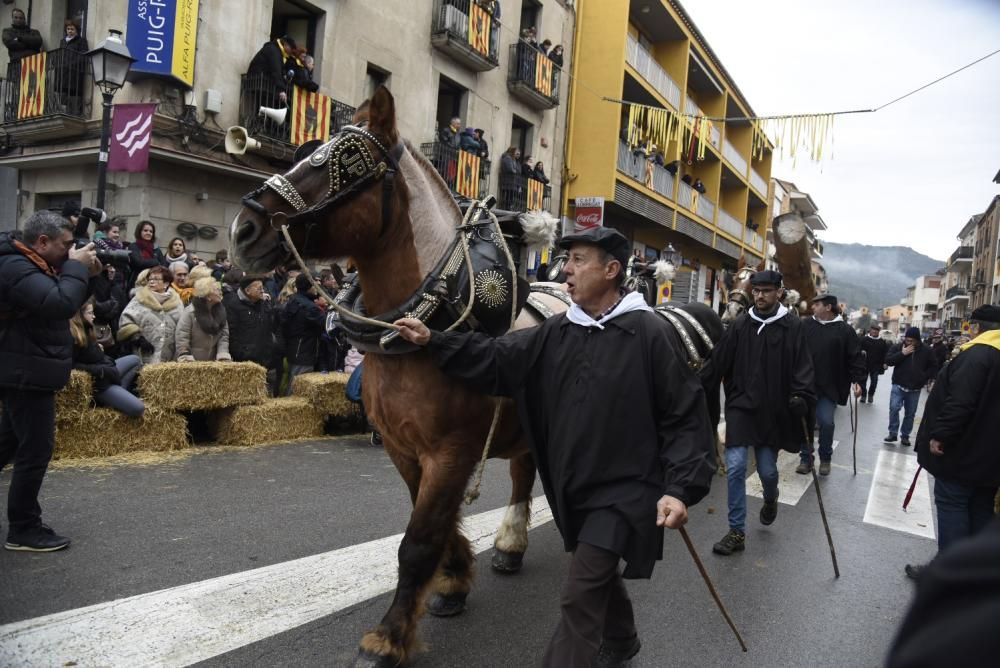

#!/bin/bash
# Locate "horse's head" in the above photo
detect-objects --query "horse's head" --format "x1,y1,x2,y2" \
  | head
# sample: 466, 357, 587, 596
230, 86, 403, 274
721, 266, 755, 325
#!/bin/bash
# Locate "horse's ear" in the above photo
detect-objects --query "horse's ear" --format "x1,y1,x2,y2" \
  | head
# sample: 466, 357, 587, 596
367, 86, 399, 145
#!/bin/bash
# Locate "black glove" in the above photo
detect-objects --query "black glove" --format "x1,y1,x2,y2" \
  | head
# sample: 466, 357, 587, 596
135, 335, 155, 355
788, 395, 808, 417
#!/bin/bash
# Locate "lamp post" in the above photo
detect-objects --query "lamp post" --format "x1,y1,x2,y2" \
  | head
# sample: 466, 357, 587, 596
663, 243, 682, 266
87, 29, 135, 211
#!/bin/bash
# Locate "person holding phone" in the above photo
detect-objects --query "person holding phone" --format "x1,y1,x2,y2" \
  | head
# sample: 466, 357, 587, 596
884, 327, 938, 447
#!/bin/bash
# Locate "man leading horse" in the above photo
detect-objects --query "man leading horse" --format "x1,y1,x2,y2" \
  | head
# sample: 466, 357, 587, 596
395, 226, 716, 667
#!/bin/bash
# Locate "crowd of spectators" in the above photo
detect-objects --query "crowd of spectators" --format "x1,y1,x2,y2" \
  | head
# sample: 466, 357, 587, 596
58, 206, 357, 414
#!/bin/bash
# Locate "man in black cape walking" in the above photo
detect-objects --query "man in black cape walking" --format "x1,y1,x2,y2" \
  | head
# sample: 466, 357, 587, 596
394, 226, 716, 667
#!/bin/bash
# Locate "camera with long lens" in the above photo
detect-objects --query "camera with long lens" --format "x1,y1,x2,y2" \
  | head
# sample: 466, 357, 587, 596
71, 207, 130, 266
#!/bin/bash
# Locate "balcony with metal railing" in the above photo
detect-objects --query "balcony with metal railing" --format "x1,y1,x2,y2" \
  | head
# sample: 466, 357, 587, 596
722, 138, 748, 177
616, 140, 676, 201
749, 167, 768, 196
677, 178, 693, 209
420, 141, 491, 200
624, 33, 680, 109
717, 208, 744, 240
747, 230, 764, 252
945, 285, 969, 302
2, 47, 92, 141
430, 0, 500, 72
507, 44, 560, 110
948, 245, 974, 265
696, 191, 715, 222
238, 74, 355, 146
708, 124, 720, 149
498, 172, 551, 212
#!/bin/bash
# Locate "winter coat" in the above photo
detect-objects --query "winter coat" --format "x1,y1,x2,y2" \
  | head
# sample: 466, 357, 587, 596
0, 231, 90, 391
53, 34, 88, 94
247, 40, 288, 98
118, 287, 183, 364
860, 334, 889, 373
702, 308, 816, 452
428, 309, 716, 579
802, 317, 866, 404
72, 337, 119, 392
500, 153, 520, 175
127, 243, 166, 291
223, 289, 276, 366
280, 291, 325, 366
175, 300, 231, 362
915, 333, 1000, 487
886, 342, 937, 390
438, 125, 460, 149
459, 130, 480, 153
930, 341, 949, 371
2, 24, 43, 61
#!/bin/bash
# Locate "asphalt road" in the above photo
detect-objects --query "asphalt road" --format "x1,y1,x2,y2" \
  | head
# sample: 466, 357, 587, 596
0, 378, 936, 667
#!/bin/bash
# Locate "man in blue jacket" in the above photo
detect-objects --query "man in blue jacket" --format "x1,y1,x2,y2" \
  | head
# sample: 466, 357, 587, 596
0, 210, 98, 552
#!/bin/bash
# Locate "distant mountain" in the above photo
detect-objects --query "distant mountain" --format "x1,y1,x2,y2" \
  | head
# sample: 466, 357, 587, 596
820, 242, 945, 311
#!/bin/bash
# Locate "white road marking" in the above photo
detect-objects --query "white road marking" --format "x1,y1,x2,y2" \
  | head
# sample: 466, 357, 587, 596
863, 448, 935, 540
0, 497, 553, 668
746, 441, 839, 506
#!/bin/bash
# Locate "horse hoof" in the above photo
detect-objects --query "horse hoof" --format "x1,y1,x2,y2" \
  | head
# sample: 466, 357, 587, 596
491, 548, 524, 574
426, 591, 467, 617
352, 649, 399, 668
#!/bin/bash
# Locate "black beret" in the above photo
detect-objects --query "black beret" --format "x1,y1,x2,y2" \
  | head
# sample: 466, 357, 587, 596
811, 294, 838, 306
749, 269, 783, 287
970, 304, 1000, 324
559, 227, 630, 269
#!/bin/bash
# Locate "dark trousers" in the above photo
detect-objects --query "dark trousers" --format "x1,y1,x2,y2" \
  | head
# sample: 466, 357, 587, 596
543, 542, 637, 667
934, 478, 999, 552
860, 370, 881, 397
0, 389, 57, 533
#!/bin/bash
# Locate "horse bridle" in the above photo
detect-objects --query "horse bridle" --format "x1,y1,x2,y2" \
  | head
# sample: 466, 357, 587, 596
239, 124, 404, 264
727, 268, 754, 311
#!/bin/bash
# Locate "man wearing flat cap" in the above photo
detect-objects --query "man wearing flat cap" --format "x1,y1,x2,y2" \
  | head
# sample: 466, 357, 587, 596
701, 270, 815, 556
902, 304, 1000, 579
795, 294, 865, 475
394, 226, 716, 666
884, 325, 938, 447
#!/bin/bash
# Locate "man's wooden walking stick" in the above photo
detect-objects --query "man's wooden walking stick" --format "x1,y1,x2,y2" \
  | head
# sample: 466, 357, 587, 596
678, 526, 748, 652
802, 417, 841, 578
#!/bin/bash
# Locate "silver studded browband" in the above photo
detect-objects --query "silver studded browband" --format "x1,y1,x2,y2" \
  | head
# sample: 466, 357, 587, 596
265, 174, 309, 212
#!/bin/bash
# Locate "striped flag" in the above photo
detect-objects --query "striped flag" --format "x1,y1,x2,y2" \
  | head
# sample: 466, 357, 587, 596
456, 150, 480, 199
527, 178, 545, 211
468, 3, 491, 56
291, 86, 332, 146
18, 52, 46, 119
535, 55, 553, 96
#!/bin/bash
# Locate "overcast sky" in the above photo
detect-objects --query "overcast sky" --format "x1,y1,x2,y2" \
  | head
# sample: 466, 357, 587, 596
682, 0, 1000, 260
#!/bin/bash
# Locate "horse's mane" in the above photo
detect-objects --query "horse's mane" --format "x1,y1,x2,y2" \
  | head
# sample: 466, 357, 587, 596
398, 139, 463, 276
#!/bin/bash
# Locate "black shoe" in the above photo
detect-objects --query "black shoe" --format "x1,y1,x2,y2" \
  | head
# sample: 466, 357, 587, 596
900, 436, 911, 447
819, 460, 832, 476
859, 397, 866, 404
596, 635, 641, 667
868, 394, 875, 404
712, 529, 746, 555
760, 500, 778, 526
795, 461, 813, 475
884, 434, 897, 444
904, 563, 925, 581
5, 525, 71, 552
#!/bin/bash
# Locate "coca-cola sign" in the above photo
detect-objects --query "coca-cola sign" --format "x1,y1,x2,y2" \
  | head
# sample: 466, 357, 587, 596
574, 197, 604, 232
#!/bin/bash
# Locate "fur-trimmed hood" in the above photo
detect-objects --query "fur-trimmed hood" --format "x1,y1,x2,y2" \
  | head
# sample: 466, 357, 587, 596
133, 285, 183, 312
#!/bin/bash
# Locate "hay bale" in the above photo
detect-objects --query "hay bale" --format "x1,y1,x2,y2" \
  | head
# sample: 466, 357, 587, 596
56, 370, 93, 423
138, 361, 267, 411
213, 397, 325, 446
290, 372, 355, 416
54, 407, 189, 460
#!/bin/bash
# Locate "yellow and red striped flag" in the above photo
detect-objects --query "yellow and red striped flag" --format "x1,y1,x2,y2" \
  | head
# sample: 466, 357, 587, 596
527, 178, 545, 211
468, 3, 491, 56
291, 86, 331, 146
18, 52, 46, 120
456, 149, 480, 199
535, 55, 553, 96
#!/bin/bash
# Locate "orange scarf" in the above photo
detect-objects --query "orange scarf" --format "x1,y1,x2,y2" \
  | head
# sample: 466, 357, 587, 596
13, 239, 57, 278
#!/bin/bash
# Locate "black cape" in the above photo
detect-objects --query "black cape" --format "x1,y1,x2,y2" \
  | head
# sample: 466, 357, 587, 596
860, 334, 889, 373
802, 317, 866, 404
429, 309, 716, 579
701, 309, 815, 452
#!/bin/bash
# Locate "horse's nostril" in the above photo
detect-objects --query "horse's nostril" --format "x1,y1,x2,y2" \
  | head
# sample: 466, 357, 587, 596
236, 220, 259, 246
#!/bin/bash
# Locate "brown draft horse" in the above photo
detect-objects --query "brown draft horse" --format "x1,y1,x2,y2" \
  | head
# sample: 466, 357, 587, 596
721, 262, 806, 326
230, 87, 567, 667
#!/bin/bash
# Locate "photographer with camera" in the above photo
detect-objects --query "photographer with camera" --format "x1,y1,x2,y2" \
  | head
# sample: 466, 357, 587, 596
0, 210, 100, 552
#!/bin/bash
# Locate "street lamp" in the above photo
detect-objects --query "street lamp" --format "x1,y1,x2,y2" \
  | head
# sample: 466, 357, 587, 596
87, 29, 135, 211
662, 243, 682, 266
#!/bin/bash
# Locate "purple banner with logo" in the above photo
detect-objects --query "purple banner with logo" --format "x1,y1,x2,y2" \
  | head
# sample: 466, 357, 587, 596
108, 103, 157, 172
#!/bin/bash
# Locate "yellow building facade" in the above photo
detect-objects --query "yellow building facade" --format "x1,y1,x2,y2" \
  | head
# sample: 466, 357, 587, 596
563, 0, 773, 306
